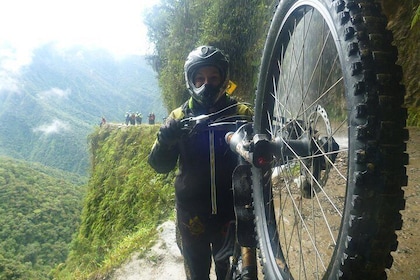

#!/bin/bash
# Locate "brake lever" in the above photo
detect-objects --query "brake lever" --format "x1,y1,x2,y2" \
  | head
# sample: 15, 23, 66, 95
180, 114, 210, 133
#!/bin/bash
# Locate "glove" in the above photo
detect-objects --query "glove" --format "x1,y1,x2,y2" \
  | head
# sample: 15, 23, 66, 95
158, 118, 183, 147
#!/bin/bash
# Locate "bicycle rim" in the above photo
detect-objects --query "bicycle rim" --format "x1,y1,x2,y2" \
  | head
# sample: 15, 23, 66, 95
252, 0, 408, 279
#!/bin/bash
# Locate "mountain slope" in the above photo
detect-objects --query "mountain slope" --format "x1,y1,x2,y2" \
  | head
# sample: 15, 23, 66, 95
0, 156, 86, 279
0, 45, 167, 175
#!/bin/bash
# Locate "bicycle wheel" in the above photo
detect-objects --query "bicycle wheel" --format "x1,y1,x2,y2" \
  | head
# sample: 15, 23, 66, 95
252, 0, 408, 279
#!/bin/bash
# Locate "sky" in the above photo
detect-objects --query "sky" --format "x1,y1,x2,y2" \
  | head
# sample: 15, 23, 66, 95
0, 0, 160, 58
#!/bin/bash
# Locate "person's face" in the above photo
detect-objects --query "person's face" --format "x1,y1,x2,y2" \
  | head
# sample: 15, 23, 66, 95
193, 66, 221, 88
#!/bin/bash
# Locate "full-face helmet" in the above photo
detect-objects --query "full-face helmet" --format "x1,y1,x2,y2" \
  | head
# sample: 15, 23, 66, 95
184, 46, 229, 108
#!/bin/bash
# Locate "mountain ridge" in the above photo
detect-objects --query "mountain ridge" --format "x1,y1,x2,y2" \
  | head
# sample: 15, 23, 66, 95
0, 44, 166, 175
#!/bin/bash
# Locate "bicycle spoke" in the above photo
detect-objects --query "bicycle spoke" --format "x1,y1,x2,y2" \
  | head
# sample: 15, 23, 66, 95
266, 5, 347, 278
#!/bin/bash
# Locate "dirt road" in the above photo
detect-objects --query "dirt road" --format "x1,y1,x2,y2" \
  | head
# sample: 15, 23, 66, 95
387, 127, 420, 279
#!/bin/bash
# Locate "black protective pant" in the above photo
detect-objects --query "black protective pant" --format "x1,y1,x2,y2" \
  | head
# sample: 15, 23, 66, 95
176, 208, 234, 280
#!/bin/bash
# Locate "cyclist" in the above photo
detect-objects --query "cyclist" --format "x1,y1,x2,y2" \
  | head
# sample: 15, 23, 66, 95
148, 45, 253, 280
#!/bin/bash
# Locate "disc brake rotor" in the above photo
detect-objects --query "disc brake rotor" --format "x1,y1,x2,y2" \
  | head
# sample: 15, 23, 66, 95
299, 105, 334, 198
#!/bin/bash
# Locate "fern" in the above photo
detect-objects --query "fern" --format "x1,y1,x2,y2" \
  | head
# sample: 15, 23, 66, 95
411, 4, 420, 28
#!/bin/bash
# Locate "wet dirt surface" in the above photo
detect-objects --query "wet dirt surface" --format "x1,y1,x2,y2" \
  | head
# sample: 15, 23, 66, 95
387, 127, 420, 280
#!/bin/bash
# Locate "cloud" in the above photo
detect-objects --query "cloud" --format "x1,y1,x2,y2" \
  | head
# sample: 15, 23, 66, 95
37, 88, 71, 100
33, 119, 70, 135
0, 71, 20, 94
0, 45, 33, 94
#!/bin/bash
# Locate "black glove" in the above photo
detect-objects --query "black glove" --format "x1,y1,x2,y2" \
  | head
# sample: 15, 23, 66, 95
158, 118, 183, 147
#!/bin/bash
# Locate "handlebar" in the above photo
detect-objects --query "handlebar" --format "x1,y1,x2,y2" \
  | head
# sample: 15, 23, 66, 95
179, 113, 251, 134
176, 104, 339, 170
175, 104, 273, 168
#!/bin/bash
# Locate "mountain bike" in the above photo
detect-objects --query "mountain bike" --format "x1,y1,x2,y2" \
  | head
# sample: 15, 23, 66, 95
247, 0, 409, 279
179, 1, 408, 278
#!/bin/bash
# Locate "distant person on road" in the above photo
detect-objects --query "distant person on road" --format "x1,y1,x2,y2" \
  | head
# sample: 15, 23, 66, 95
125, 112, 130, 125
136, 112, 142, 125
148, 46, 253, 280
130, 113, 136, 125
100, 117, 106, 127
148, 112, 155, 124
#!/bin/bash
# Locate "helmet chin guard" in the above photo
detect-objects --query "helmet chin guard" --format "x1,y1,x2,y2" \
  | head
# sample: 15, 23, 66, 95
184, 46, 229, 108
191, 84, 223, 108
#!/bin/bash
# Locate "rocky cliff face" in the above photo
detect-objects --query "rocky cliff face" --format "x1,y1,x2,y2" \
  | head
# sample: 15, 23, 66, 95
382, 0, 419, 108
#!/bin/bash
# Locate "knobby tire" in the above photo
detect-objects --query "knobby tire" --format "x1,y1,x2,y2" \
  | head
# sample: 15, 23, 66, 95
252, 0, 409, 279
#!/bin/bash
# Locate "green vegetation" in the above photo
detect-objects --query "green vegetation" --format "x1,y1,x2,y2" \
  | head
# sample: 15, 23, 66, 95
144, 0, 274, 110
408, 107, 420, 127
382, 0, 420, 122
53, 125, 176, 279
0, 157, 86, 279
411, 4, 420, 28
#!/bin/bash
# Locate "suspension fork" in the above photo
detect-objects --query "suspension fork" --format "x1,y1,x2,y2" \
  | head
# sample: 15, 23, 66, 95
228, 122, 258, 279
228, 122, 256, 247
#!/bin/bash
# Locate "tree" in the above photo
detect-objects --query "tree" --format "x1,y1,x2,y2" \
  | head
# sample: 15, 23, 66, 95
144, 0, 274, 111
